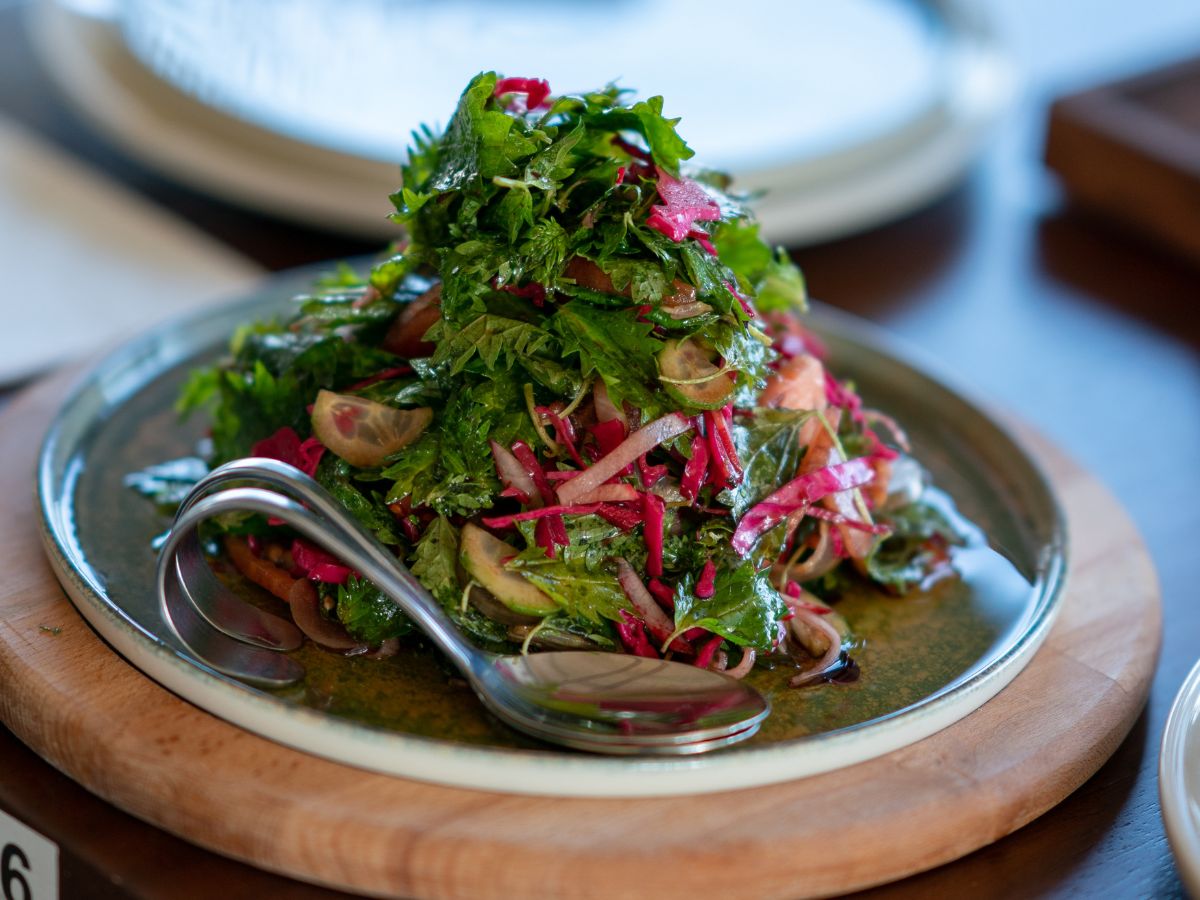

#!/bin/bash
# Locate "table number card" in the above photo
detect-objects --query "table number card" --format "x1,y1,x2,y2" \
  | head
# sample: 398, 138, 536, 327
0, 809, 56, 900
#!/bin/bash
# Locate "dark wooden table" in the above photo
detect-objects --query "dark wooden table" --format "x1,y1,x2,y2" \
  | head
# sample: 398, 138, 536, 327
2, 3, 1198, 898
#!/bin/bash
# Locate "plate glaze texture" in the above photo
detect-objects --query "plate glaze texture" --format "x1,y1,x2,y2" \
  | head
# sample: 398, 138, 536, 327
38, 264, 1065, 797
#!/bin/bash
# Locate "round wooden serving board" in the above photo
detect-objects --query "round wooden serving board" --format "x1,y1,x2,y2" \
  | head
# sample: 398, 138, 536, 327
0, 369, 1161, 899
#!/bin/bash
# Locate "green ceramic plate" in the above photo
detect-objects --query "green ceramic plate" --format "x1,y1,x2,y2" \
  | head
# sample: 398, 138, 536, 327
38, 263, 1065, 796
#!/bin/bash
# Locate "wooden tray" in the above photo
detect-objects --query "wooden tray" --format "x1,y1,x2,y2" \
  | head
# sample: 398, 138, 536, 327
1045, 54, 1200, 265
0, 369, 1160, 899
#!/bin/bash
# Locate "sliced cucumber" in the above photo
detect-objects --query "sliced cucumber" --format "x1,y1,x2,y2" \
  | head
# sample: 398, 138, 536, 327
459, 523, 557, 617
657, 337, 734, 409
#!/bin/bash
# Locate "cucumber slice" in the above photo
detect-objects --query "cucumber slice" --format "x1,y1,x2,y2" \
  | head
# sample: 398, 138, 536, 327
657, 337, 734, 409
459, 523, 557, 617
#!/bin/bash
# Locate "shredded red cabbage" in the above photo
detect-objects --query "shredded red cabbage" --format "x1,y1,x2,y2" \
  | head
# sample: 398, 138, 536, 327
731, 458, 876, 555
645, 166, 721, 242
251, 427, 325, 478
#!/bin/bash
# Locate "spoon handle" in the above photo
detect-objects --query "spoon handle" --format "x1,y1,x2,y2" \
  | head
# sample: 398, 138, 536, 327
170, 459, 483, 675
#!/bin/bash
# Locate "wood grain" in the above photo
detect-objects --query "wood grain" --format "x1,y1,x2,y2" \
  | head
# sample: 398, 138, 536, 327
0, 369, 1160, 900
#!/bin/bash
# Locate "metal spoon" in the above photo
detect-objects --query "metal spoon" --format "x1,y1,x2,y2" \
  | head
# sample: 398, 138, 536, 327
158, 459, 769, 755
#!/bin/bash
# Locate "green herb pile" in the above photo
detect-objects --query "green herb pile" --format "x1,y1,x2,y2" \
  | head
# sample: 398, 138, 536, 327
171, 73, 962, 675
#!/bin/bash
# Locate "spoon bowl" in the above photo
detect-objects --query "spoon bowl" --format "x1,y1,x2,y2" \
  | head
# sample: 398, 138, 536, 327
158, 459, 770, 755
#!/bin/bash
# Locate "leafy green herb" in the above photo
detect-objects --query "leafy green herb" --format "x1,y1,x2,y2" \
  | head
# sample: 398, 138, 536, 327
671, 562, 787, 649
336, 576, 414, 643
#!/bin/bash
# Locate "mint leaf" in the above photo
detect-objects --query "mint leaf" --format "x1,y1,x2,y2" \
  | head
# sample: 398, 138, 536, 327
513, 558, 630, 625
673, 562, 786, 649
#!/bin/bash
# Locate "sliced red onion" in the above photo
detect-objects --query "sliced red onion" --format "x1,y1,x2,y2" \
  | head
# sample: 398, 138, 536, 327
556, 413, 692, 506
615, 558, 689, 653
596, 503, 641, 531
731, 458, 875, 556
571, 483, 638, 504
787, 522, 840, 582
509, 440, 555, 506
725, 648, 756, 680
787, 608, 843, 687
490, 439, 537, 504
288, 580, 363, 651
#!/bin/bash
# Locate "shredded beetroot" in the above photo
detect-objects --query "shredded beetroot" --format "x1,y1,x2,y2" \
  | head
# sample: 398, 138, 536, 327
637, 454, 668, 489
291, 538, 353, 585
534, 518, 557, 559
493, 77, 551, 112
646, 166, 721, 242
695, 559, 716, 599
342, 366, 413, 392
617, 611, 659, 658
688, 227, 717, 256
731, 458, 876, 555
680, 433, 710, 502
784, 581, 802, 599
693, 633, 723, 669
648, 578, 675, 609
596, 503, 642, 531
295, 437, 326, 477
615, 166, 626, 186
590, 418, 628, 458
643, 492, 666, 577
251, 427, 325, 478
481, 503, 603, 529
499, 281, 548, 308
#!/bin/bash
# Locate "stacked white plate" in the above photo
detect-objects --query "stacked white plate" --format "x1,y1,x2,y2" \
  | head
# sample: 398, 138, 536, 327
30, 0, 1012, 244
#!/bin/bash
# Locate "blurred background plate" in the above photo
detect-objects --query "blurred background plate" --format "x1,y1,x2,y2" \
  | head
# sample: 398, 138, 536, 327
29, 0, 1012, 243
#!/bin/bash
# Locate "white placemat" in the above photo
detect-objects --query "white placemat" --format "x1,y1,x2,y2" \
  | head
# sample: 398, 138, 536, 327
0, 115, 262, 385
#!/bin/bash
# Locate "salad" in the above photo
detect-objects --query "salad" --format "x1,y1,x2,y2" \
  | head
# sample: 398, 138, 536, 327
170, 73, 963, 686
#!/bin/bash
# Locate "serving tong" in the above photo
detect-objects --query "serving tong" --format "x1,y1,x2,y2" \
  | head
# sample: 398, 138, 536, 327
157, 459, 769, 755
